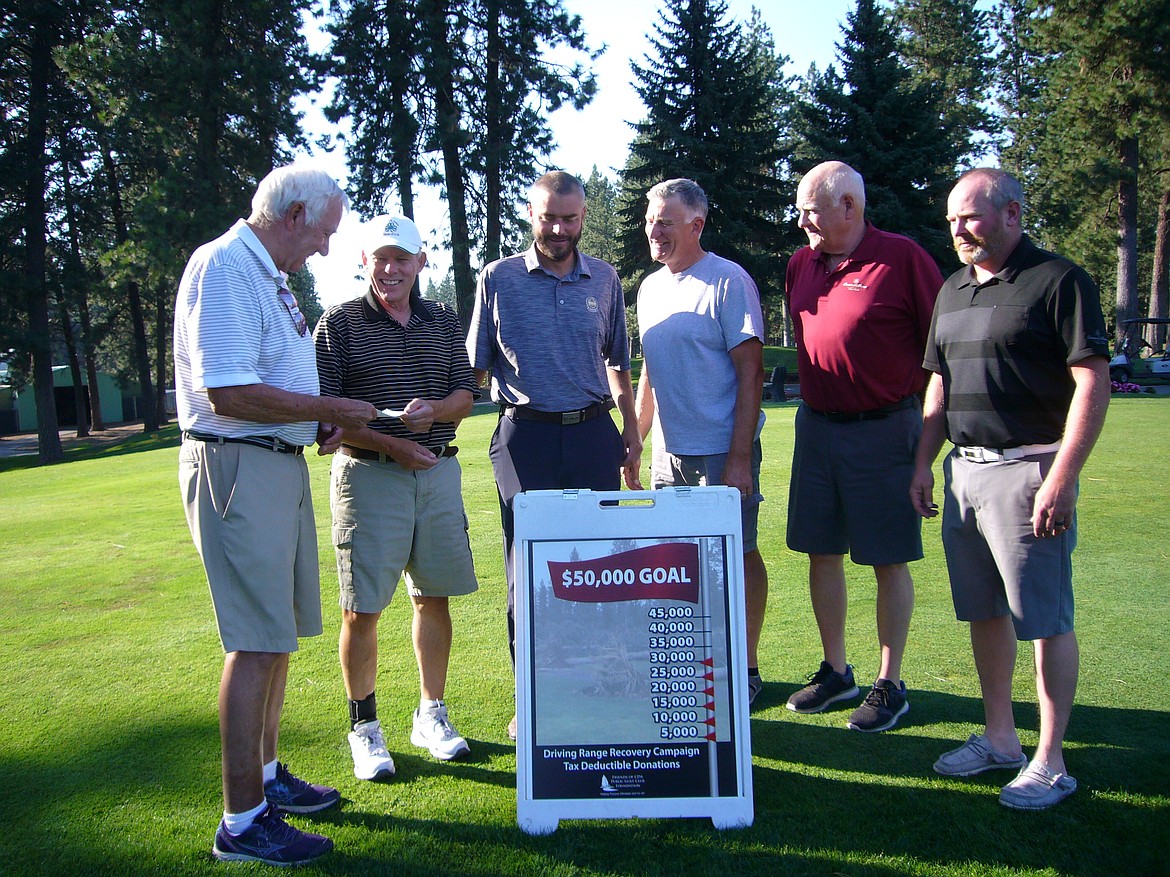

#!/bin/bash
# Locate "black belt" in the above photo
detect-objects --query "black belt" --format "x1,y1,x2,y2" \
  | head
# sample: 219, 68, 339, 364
806, 396, 919, 424
502, 402, 606, 426
183, 430, 304, 456
339, 445, 458, 462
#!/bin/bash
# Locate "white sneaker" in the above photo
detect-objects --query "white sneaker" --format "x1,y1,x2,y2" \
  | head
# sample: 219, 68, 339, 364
348, 719, 396, 780
411, 703, 470, 760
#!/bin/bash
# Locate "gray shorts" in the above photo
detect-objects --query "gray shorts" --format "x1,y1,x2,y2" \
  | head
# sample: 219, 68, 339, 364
786, 403, 923, 565
179, 439, 323, 653
330, 453, 478, 613
942, 450, 1075, 640
650, 439, 763, 553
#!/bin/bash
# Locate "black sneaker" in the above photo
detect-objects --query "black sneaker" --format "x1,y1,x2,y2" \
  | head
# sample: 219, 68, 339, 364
747, 672, 764, 708
264, 762, 341, 814
847, 678, 909, 732
786, 661, 860, 713
212, 803, 333, 865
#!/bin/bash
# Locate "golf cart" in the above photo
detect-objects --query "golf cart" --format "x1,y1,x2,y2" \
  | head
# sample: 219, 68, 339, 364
1109, 318, 1170, 385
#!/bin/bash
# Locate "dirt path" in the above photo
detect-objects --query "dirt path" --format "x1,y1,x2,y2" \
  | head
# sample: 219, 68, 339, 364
0, 422, 151, 458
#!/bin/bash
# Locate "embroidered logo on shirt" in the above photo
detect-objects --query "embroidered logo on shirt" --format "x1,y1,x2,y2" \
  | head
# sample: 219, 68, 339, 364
585, 295, 599, 313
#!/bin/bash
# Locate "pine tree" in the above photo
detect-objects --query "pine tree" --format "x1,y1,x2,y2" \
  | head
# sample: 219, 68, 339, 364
794, 0, 961, 266
321, 0, 423, 219
892, 0, 998, 165
55, 0, 314, 432
579, 166, 620, 266
616, 0, 792, 303
323, 0, 598, 327
1031, 0, 1170, 346
997, 0, 1170, 345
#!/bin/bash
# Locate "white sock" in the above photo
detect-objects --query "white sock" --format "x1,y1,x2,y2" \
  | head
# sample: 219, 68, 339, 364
420, 698, 443, 713
223, 800, 266, 835
262, 759, 278, 783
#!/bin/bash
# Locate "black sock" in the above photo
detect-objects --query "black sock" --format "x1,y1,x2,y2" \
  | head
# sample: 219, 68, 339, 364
748, 666, 760, 677
349, 692, 377, 729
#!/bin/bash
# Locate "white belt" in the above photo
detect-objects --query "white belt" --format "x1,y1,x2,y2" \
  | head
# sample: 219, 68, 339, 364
956, 441, 1062, 463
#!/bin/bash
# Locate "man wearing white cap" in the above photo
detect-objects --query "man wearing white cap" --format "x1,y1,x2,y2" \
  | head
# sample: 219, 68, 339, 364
314, 214, 480, 779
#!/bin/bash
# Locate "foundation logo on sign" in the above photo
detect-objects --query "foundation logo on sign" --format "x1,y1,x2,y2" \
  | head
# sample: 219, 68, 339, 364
599, 773, 646, 795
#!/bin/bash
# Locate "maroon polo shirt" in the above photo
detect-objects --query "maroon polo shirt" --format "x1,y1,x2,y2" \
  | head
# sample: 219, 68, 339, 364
786, 222, 943, 413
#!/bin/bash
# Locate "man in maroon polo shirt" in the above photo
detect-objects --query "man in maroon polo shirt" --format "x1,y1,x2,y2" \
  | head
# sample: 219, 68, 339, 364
783, 160, 943, 733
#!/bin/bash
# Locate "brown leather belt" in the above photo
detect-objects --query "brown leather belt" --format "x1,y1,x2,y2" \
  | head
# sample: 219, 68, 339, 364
339, 445, 457, 463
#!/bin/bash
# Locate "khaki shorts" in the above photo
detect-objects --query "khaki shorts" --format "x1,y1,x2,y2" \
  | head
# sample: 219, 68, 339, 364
330, 453, 478, 613
179, 439, 323, 653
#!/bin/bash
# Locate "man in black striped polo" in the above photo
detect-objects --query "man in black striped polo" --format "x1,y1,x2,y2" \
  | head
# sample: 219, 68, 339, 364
314, 215, 480, 780
911, 168, 1110, 810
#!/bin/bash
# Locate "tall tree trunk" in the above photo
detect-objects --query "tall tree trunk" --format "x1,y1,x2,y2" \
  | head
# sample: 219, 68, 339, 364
56, 291, 89, 437
98, 136, 158, 431
60, 156, 90, 436
386, 14, 416, 219
79, 296, 105, 431
1115, 134, 1140, 349
154, 285, 169, 425
421, 0, 476, 330
1147, 183, 1169, 352
23, 8, 62, 463
484, 0, 503, 264
194, 0, 225, 225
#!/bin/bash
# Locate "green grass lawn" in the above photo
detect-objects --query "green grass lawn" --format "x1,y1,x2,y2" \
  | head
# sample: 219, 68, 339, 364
1, 397, 1166, 876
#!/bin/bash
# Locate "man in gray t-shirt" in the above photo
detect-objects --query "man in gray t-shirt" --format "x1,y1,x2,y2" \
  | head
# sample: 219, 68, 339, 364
627, 178, 769, 708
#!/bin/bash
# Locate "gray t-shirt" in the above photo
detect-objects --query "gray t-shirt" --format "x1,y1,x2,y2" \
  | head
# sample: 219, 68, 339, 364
466, 246, 631, 411
637, 252, 764, 455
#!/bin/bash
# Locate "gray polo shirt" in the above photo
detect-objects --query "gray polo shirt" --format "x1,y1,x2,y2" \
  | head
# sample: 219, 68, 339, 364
466, 246, 631, 411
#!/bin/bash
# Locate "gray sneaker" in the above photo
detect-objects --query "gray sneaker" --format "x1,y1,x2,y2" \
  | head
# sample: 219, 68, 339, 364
786, 661, 859, 713
934, 734, 1027, 777
999, 761, 1077, 810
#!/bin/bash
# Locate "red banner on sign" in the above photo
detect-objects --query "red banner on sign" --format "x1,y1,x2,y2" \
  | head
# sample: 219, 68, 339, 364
548, 542, 700, 604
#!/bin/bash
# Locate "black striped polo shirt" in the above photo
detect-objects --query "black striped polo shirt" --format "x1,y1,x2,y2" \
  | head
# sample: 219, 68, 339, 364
314, 290, 478, 448
924, 236, 1110, 448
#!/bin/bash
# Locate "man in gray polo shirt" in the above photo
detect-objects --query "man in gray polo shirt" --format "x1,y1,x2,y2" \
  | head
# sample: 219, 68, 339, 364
466, 170, 642, 741
911, 168, 1109, 810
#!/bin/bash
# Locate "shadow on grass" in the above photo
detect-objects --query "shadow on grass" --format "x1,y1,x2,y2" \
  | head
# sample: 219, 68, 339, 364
2, 694, 1165, 877
0, 423, 182, 472
750, 685, 1170, 793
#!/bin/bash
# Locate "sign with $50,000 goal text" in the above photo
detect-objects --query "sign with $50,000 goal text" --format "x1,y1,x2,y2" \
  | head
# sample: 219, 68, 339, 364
514, 487, 753, 835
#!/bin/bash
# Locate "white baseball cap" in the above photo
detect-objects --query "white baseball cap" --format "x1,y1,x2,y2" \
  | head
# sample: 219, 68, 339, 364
365, 214, 423, 255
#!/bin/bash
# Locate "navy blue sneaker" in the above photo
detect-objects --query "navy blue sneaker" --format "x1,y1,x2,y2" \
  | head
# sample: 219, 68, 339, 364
847, 678, 909, 732
786, 661, 860, 713
212, 803, 332, 865
264, 762, 341, 814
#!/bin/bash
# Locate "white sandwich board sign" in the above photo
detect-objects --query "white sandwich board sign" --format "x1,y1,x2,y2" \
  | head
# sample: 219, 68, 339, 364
513, 487, 753, 835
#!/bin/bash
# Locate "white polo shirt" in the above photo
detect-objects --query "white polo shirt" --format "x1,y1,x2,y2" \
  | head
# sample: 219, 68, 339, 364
173, 220, 319, 445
